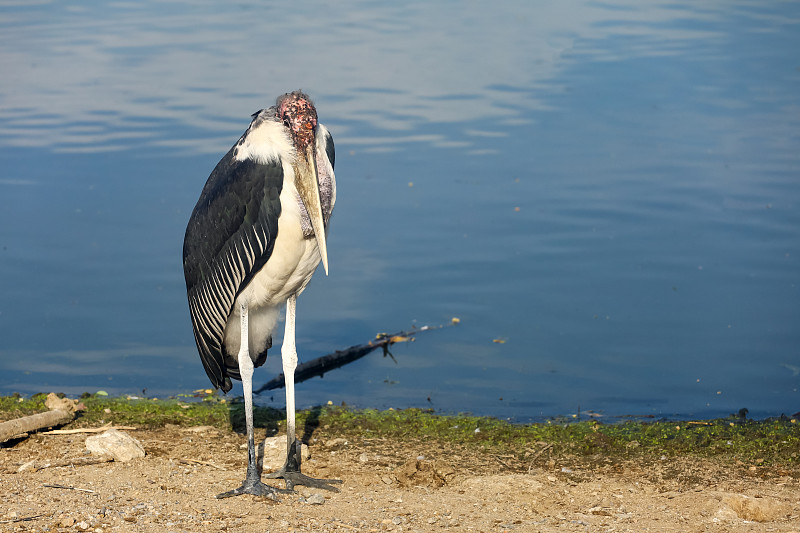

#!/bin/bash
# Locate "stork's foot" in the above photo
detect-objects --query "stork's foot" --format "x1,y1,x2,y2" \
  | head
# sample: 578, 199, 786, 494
265, 439, 342, 492
216, 475, 289, 500
266, 469, 343, 492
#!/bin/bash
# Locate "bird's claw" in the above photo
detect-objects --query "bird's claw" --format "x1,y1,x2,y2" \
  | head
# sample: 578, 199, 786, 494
215, 477, 290, 500
265, 469, 343, 492
265, 438, 342, 492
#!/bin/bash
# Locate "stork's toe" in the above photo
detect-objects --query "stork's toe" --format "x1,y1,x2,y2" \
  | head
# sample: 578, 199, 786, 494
264, 438, 342, 492
216, 477, 288, 500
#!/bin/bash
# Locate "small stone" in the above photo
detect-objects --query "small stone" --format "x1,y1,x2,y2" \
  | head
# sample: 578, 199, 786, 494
44, 392, 79, 413
325, 437, 348, 449
17, 460, 36, 473
306, 493, 325, 505
714, 506, 738, 522
358, 453, 369, 463
59, 517, 76, 527
182, 425, 218, 434
85, 429, 145, 462
76, 521, 90, 531
392, 516, 403, 525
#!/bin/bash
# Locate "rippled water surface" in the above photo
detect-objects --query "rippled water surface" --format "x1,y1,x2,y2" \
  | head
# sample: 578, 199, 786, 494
1, 1, 798, 421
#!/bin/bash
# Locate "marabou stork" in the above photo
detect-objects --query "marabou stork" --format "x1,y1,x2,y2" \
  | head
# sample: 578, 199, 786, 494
183, 91, 340, 499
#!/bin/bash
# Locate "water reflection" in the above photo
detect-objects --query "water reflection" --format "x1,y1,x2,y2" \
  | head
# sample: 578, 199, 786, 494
3, 0, 774, 154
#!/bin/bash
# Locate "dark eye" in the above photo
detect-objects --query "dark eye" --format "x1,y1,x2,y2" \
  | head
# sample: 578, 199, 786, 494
282, 114, 291, 127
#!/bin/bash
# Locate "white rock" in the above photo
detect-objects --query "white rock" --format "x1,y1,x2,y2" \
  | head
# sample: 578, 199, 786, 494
260, 436, 309, 469
85, 429, 145, 462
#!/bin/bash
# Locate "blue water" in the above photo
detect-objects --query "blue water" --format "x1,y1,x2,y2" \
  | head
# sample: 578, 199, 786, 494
1, 1, 798, 421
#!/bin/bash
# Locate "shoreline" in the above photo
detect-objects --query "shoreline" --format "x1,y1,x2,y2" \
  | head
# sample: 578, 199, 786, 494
2, 394, 799, 532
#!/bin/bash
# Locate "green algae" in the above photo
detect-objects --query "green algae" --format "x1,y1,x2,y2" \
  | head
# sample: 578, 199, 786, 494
1, 394, 797, 467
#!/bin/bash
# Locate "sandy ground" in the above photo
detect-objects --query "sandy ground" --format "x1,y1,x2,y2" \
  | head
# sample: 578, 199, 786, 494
2, 424, 799, 533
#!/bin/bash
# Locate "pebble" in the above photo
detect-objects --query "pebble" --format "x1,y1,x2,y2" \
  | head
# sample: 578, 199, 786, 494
17, 460, 36, 472
306, 494, 325, 505
325, 437, 348, 448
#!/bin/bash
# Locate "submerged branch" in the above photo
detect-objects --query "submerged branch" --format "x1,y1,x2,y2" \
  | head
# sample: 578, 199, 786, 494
255, 324, 451, 394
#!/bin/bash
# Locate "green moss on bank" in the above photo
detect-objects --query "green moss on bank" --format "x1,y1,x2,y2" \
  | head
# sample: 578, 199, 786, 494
320, 407, 799, 466
1, 394, 797, 467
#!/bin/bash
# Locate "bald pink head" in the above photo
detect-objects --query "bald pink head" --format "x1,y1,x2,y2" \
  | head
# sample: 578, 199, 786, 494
277, 90, 318, 150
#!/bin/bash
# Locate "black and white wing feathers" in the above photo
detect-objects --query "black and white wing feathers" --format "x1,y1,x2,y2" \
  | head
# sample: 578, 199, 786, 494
183, 142, 283, 392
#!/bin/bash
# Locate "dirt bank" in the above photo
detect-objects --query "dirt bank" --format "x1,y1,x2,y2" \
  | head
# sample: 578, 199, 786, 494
2, 421, 799, 532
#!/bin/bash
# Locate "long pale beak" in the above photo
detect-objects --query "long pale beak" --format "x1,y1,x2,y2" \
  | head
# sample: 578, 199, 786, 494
294, 143, 329, 275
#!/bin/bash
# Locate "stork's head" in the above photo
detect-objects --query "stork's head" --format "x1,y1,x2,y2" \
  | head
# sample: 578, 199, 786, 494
278, 91, 318, 150
276, 91, 329, 275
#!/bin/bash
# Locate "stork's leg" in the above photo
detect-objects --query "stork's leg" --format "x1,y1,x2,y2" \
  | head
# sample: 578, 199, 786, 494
264, 294, 342, 492
217, 302, 285, 500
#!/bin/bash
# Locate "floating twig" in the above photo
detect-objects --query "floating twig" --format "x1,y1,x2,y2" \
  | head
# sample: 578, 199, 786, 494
255, 323, 454, 394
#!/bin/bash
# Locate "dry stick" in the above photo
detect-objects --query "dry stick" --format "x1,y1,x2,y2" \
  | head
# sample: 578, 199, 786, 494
495, 456, 512, 469
179, 458, 226, 470
528, 443, 554, 473
42, 425, 138, 435
255, 325, 448, 394
42, 483, 96, 493
31, 455, 114, 472
0, 515, 43, 525
0, 409, 75, 443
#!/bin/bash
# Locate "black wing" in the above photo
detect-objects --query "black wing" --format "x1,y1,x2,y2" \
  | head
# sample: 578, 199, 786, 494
183, 144, 283, 392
